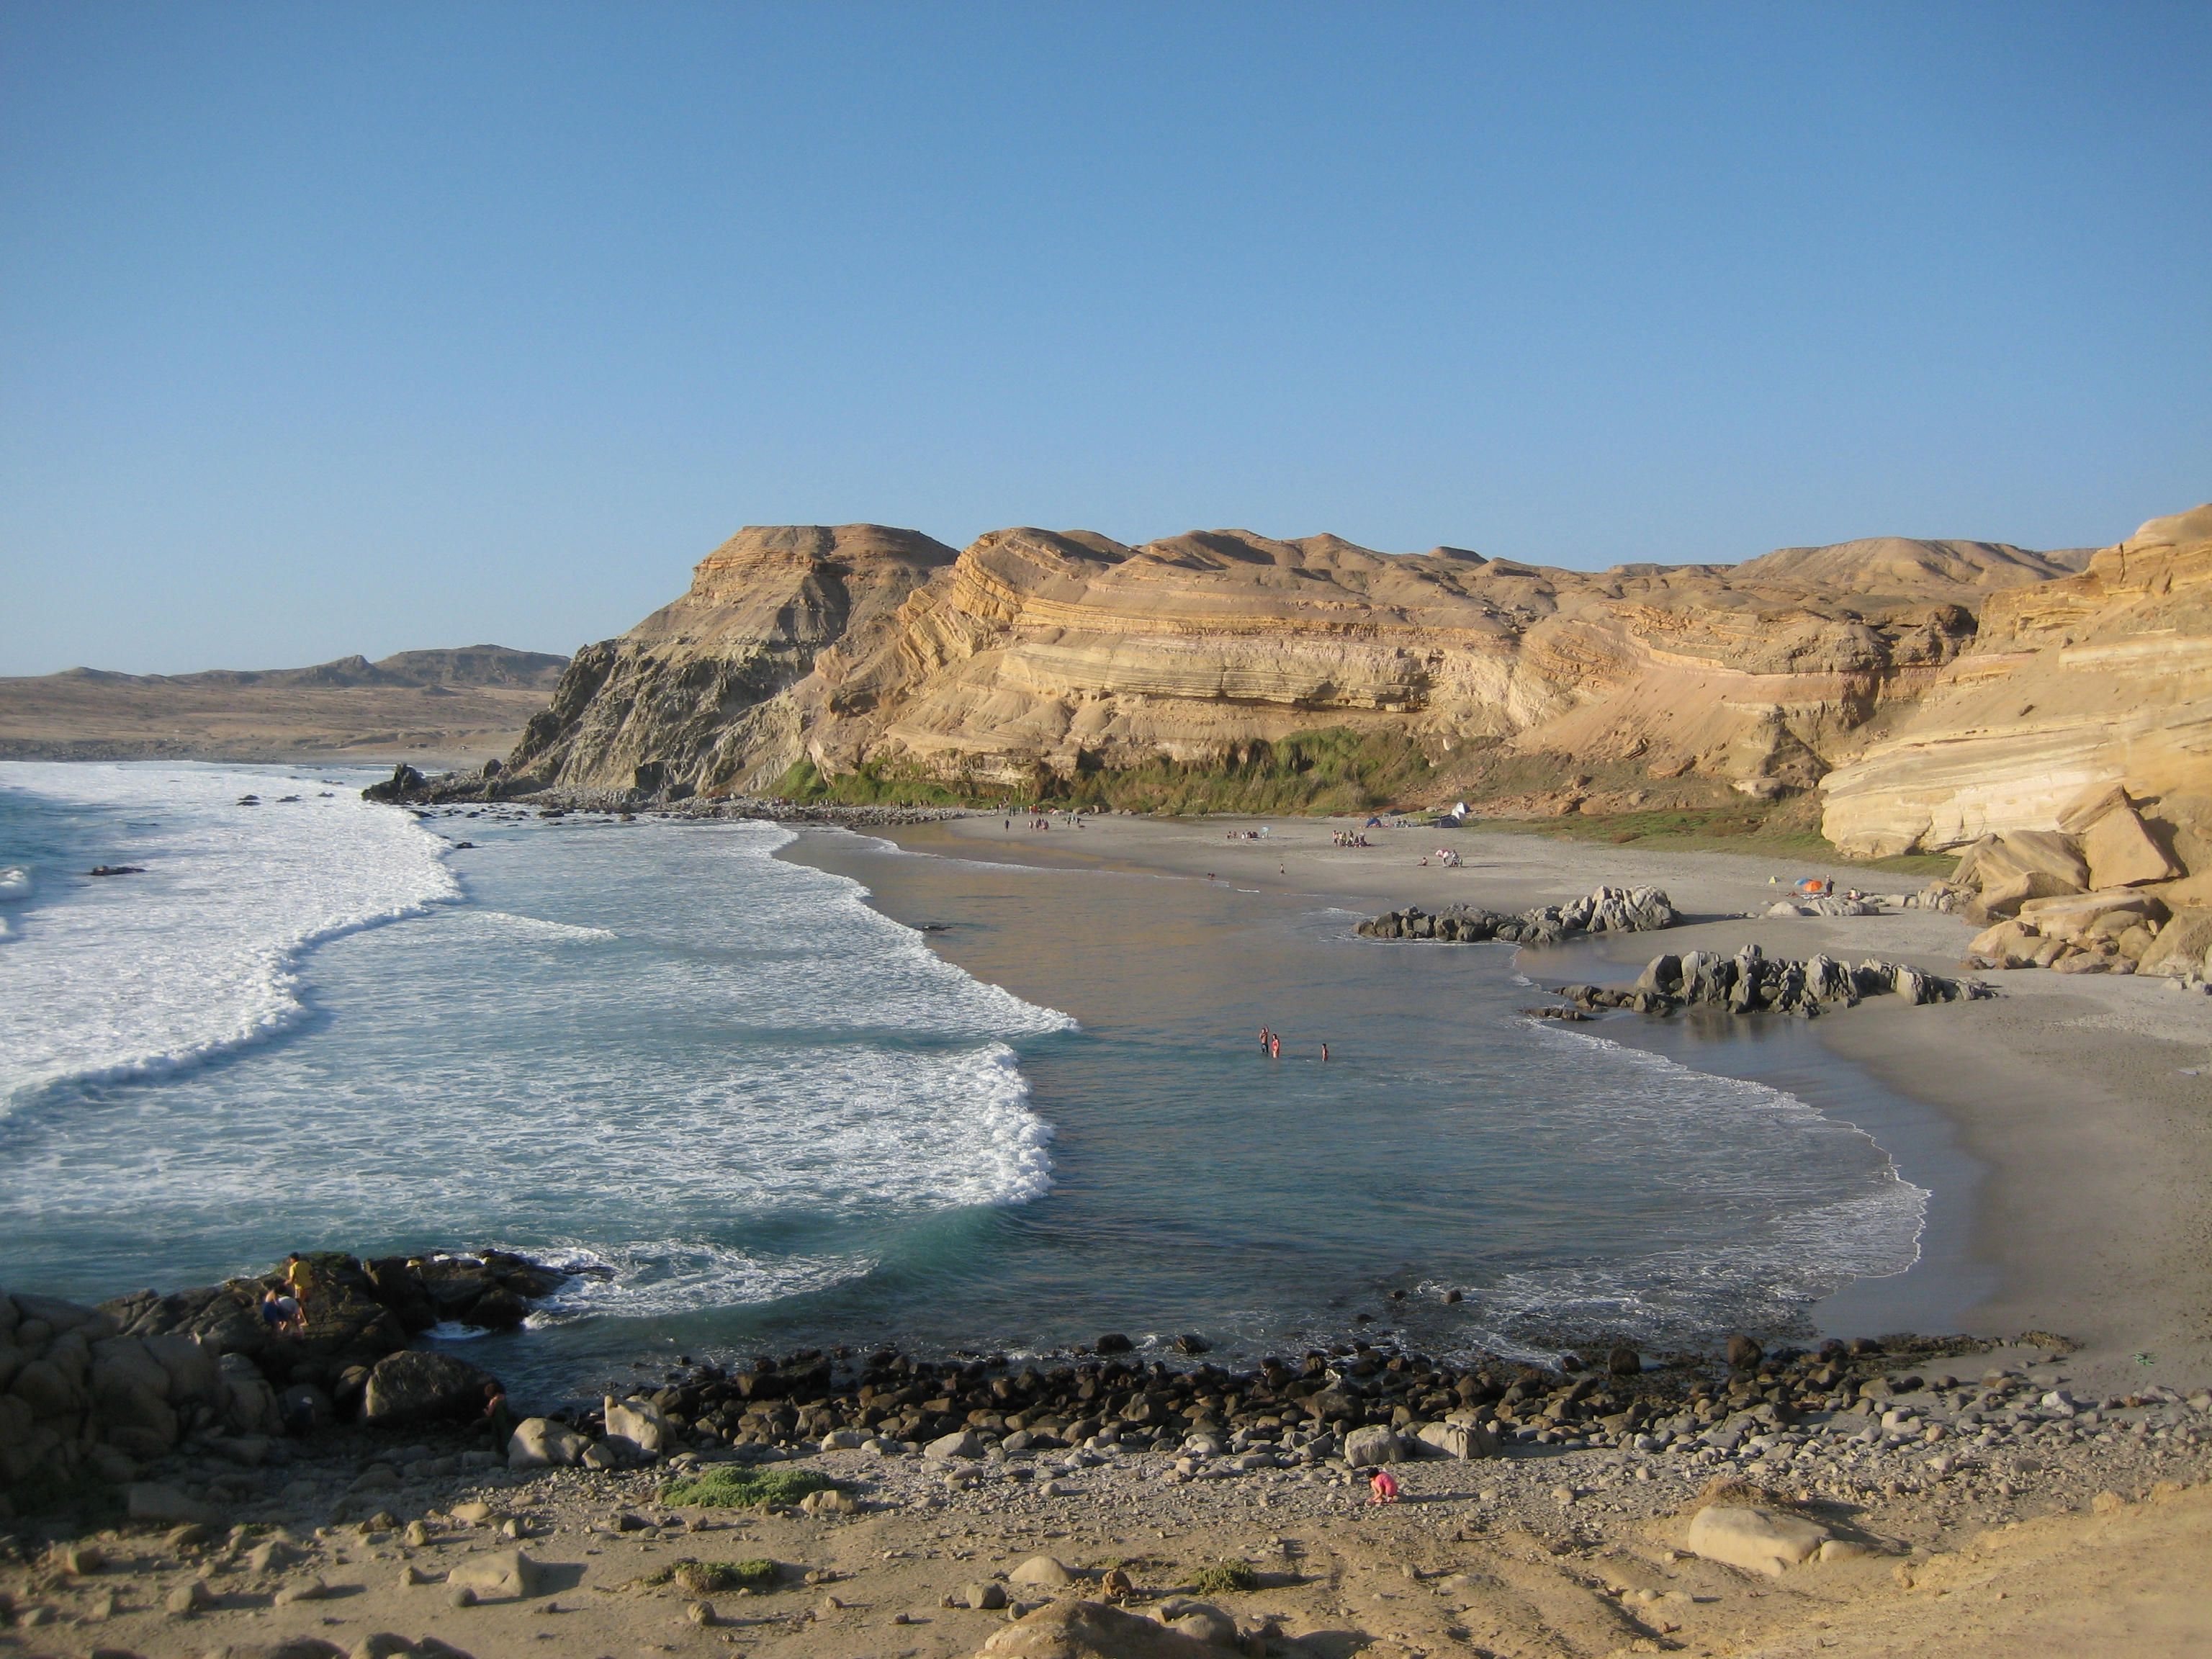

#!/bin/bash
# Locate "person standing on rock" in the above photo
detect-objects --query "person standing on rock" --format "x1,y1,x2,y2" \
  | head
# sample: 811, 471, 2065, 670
282, 1253, 313, 1327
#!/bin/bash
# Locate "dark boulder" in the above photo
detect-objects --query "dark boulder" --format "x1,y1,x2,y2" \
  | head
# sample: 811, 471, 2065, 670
361, 763, 426, 804
361, 1350, 500, 1425
364, 1257, 439, 1333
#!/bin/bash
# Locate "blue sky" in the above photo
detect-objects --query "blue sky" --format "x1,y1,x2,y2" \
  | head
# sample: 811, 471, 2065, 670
4, 2, 2206, 673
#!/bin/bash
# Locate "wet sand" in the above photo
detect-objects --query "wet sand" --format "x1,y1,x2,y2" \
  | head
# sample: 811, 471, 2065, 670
858, 812, 2212, 1402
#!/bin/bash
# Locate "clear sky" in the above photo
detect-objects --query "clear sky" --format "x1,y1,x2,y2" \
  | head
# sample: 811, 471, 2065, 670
3, 2, 2207, 674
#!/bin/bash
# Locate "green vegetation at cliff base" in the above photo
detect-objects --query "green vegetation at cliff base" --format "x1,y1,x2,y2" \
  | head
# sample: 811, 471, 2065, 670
773, 727, 1434, 816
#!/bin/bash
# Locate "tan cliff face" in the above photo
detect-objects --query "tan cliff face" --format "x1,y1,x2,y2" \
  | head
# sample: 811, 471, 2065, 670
1820, 505, 2212, 857
503, 510, 2211, 854
504, 523, 958, 793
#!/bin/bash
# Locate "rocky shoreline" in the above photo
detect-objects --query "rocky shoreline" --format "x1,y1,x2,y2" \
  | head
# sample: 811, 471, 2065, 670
3, 1256, 2208, 1658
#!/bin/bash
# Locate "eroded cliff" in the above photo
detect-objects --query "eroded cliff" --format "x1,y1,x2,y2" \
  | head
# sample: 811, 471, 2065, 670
497, 509, 2209, 855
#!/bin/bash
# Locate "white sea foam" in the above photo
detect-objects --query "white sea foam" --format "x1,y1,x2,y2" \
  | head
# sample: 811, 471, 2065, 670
517, 1242, 878, 1323
464, 911, 621, 943
0, 866, 28, 942
0, 764, 457, 1118
1, 791, 1070, 1318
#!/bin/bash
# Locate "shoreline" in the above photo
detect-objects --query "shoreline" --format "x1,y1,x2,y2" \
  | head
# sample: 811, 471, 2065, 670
853, 812, 2212, 1406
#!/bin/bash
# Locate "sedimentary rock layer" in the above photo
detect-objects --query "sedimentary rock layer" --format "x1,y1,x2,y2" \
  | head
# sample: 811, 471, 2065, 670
1821, 505, 2212, 855
490, 508, 2211, 861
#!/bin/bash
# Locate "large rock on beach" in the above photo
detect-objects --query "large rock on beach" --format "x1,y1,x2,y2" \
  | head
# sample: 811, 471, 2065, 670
1414, 1420, 1498, 1460
2081, 804, 2182, 888
927, 1428, 986, 1461
1341, 1425, 1406, 1467
445, 1547, 541, 1600
2141, 907, 2212, 977
508, 1416, 590, 1469
979, 1597, 1228, 1657
602, 1395, 673, 1460
361, 1351, 499, 1425
1686, 1504, 1831, 1576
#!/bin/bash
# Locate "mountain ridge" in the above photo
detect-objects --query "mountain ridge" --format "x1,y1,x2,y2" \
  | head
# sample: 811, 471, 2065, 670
494, 512, 2210, 858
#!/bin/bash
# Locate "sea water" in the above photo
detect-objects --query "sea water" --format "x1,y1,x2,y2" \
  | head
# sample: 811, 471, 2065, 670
1, 762, 1942, 1395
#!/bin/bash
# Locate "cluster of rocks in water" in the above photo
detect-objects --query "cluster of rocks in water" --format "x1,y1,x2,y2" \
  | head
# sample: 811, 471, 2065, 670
1539, 943, 1997, 1020
0, 1251, 575, 1523
1357, 885, 1680, 947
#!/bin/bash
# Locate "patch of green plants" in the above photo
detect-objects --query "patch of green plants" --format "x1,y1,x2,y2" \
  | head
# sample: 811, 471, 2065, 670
1066, 727, 1434, 817
774, 725, 1436, 817
654, 1558, 779, 1593
770, 757, 970, 809
1187, 1560, 1259, 1594
658, 1465, 832, 1509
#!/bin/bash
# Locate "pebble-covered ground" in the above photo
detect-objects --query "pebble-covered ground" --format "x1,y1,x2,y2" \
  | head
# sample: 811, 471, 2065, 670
4, 1354, 2206, 1659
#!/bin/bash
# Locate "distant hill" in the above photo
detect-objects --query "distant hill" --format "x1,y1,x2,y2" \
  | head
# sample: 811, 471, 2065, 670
1728, 537, 2088, 595
55, 644, 570, 691
1, 645, 570, 764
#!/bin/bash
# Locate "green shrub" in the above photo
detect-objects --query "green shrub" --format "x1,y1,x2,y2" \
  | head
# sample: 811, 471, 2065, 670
773, 724, 1434, 816
1188, 1560, 1259, 1594
659, 1465, 832, 1509
669, 1557, 780, 1593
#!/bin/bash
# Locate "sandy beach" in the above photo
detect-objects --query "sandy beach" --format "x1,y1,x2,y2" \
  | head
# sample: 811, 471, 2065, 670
871, 812, 2212, 1405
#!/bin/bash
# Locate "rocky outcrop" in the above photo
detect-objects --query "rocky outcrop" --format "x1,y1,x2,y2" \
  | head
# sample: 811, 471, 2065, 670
1552, 945, 1995, 1018
500, 523, 960, 796
487, 518, 2147, 812
1821, 506, 2212, 857
1357, 886, 1678, 945
2, 1250, 566, 1511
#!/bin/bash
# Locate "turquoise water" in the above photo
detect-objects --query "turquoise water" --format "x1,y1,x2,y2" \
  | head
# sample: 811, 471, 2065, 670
1, 763, 1938, 1399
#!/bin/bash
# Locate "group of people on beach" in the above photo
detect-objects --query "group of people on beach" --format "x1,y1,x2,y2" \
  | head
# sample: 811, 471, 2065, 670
1419, 847, 1461, 868
1258, 1025, 1326, 1061
1331, 830, 1373, 848
1004, 816, 1083, 830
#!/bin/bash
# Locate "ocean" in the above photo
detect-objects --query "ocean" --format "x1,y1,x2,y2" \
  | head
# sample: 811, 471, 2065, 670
0, 761, 1967, 1400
